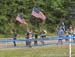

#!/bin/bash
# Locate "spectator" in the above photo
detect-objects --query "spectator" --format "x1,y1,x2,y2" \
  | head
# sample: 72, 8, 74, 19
73, 27, 75, 42
25, 29, 33, 47
11, 29, 17, 46
65, 29, 69, 42
34, 29, 38, 45
40, 29, 47, 44
57, 27, 64, 44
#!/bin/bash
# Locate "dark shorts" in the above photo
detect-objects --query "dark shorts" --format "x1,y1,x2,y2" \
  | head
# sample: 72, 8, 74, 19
73, 34, 75, 39
58, 36, 63, 40
41, 36, 46, 38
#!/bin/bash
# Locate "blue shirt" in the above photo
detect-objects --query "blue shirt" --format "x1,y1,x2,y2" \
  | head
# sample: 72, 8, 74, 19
58, 29, 64, 37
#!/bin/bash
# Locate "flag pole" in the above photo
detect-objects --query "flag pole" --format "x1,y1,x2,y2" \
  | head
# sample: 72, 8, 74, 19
25, 22, 29, 32
69, 35, 72, 57
34, 0, 38, 30
69, 0, 72, 57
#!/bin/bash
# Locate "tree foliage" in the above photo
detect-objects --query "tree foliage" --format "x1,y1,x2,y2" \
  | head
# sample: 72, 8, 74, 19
0, 0, 75, 34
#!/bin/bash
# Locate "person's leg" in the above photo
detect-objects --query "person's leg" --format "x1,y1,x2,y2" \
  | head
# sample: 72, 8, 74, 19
13, 38, 16, 46
26, 39, 31, 47
27, 39, 32, 47
73, 38, 75, 42
26, 38, 29, 46
34, 40, 37, 45
65, 37, 69, 42
34, 35, 38, 45
40, 40, 45, 44
58, 39, 63, 44
29, 41, 32, 47
26, 41, 28, 46
65, 39, 69, 42
65, 35, 69, 42
73, 35, 75, 42
40, 36, 46, 44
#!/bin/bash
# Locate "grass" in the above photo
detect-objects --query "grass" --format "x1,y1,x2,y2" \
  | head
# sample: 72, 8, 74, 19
0, 32, 57, 38
0, 45, 75, 57
0, 33, 57, 40
0, 34, 75, 57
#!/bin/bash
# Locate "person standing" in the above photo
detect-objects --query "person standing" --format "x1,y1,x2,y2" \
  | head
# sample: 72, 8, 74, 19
65, 29, 69, 42
57, 27, 64, 44
59, 16, 65, 31
25, 29, 33, 47
68, 26, 73, 42
73, 27, 75, 42
40, 29, 47, 44
34, 30, 38, 45
11, 29, 17, 46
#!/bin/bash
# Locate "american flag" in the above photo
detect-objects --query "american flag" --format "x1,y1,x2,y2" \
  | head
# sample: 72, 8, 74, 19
31, 7, 46, 21
16, 15, 27, 25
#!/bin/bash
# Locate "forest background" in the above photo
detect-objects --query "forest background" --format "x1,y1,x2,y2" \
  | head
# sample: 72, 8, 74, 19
0, 0, 75, 36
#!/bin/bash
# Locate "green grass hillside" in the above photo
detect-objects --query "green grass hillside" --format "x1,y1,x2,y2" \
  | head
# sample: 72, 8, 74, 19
0, 45, 75, 57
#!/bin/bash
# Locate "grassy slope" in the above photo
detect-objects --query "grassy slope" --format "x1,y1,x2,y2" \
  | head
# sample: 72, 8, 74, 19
0, 45, 75, 57
0, 34, 75, 57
